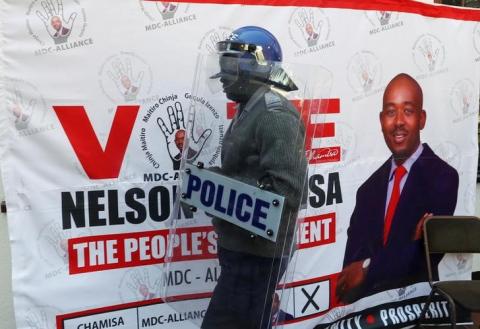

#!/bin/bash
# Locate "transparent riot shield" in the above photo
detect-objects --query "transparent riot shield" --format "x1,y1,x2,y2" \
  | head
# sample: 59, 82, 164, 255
161, 52, 331, 329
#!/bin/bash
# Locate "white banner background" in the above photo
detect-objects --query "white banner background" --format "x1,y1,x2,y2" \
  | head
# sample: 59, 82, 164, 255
0, 0, 479, 328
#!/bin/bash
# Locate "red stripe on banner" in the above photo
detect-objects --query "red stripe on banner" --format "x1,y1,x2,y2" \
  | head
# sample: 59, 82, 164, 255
297, 213, 336, 249
225, 98, 342, 164
56, 292, 213, 329
144, 0, 480, 22
226, 99, 339, 119
297, 99, 341, 164
307, 122, 335, 139
68, 226, 217, 274
291, 99, 340, 115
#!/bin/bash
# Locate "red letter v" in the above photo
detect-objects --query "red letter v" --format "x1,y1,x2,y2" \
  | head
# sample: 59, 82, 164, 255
53, 106, 140, 179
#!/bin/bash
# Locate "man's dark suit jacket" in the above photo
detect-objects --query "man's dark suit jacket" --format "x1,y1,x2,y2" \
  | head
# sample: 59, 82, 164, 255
342, 143, 459, 302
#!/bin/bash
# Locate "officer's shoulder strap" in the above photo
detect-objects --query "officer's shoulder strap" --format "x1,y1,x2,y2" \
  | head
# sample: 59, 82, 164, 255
264, 90, 284, 112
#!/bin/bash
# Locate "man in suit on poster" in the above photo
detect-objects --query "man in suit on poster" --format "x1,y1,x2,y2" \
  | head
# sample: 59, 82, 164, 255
336, 73, 459, 304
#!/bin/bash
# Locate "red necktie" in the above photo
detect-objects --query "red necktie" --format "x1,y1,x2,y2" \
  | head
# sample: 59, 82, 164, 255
383, 165, 407, 245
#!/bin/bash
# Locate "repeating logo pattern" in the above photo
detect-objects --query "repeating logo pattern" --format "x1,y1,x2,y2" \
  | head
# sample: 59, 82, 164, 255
5, 3, 479, 328
197, 27, 234, 93
198, 27, 233, 54
347, 50, 383, 101
37, 220, 92, 279
98, 52, 153, 104
450, 79, 477, 123
412, 34, 447, 78
23, 306, 60, 329
386, 285, 418, 302
432, 141, 461, 170
365, 11, 403, 35
26, 0, 93, 55
288, 8, 335, 57
322, 304, 352, 323
441, 253, 472, 280
38, 221, 70, 267
5, 78, 54, 136
119, 268, 162, 302
140, 1, 197, 31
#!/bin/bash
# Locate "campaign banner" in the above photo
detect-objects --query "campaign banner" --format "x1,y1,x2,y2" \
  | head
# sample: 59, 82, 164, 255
0, 0, 479, 328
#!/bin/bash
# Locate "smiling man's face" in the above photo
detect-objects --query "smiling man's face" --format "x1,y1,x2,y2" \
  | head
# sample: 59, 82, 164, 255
380, 74, 426, 164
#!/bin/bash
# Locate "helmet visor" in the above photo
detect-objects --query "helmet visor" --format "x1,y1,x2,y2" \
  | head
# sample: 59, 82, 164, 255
216, 40, 258, 54
206, 54, 241, 94
208, 54, 298, 93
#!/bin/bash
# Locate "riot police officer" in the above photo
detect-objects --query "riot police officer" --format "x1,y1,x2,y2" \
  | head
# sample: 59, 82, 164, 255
202, 26, 307, 329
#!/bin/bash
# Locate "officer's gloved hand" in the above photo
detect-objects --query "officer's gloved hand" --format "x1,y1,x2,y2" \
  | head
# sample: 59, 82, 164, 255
257, 174, 274, 190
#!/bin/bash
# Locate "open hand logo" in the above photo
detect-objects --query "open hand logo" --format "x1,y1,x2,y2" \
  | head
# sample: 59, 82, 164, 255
419, 38, 440, 72
377, 11, 392, 26
107, 58, 144, 102
38, 220, 91, 271
36, 0, 76, 44
413, 34, 444, 74
199, 27, 234, 93
37, 220, 76, 269
99, 52, 152, 103
365, 10, 399, 30
44, 222, 70, 265
25, 309, 49, 329
397, 287, 406, 297
7, 86, 35, 130
156, 2, 178, 20
139, 0, 194, 24
294, 8, 323, 47
450, 79, 475, 116
455, 254, 468, 271
441, 253, 472, 279
200, 27, 233, 54
5, 78, 49, 132
348, 51, 381, 94
289, 8, 330, 51
24, 307, 60, 329
353, 55, 376, 92
23, 303, 63, 329
157, 102, 212, 170
124, 269, 160, 301
323, 304, 350, 323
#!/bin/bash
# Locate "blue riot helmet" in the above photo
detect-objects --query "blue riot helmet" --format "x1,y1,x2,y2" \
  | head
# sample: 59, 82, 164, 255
211, 26, 298, 92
